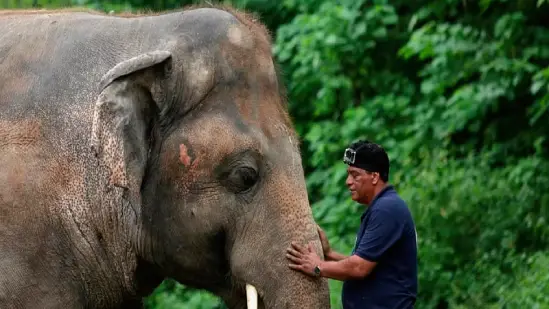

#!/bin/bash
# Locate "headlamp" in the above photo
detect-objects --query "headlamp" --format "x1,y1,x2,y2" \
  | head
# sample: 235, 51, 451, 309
343, 148, 356, 165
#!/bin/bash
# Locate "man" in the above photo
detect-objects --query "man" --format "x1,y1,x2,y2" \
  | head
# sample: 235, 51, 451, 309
286, 140, 418, 308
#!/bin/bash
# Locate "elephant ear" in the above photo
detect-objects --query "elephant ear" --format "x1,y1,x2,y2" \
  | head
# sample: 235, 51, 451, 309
90, 51, 172, 199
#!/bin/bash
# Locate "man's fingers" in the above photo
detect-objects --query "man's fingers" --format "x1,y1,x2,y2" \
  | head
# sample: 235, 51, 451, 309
291, 242, 306, 253
286, 248, 301, 257
288, 264, 302, 271
285, 253, 302, 264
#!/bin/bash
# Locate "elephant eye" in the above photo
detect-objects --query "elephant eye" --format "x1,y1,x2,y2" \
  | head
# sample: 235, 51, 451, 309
223, 166, 259, 194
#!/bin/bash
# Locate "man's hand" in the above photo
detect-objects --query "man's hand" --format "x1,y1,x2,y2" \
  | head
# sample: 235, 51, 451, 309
317, 224, 331, 257
286, 242, 323, 277
316, 225, 347, 261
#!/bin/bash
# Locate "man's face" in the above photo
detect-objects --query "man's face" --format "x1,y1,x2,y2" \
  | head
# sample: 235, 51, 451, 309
345, 166, 376, 204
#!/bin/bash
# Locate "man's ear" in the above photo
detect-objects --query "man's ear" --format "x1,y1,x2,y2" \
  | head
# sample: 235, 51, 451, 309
90, 51, 172, 203
372, 172, 379, 185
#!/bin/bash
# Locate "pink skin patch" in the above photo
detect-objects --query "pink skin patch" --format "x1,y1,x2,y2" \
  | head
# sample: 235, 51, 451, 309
179, 144, 192, 167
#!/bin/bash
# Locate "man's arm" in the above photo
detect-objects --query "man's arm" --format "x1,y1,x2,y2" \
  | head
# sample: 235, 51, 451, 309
317, 254, 376, 281
287, 209, 403, 281
324, 250, 348, 261
319, 209, 403, 280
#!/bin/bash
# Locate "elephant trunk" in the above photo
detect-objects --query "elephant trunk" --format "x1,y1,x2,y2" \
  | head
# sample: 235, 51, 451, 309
230, 169, 331, 309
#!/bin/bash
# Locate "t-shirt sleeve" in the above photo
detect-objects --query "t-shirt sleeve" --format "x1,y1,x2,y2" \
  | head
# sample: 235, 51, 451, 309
354, 208, 403, 262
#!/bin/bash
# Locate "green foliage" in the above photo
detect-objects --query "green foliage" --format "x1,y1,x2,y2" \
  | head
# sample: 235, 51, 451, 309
144, 279, 226, 309
399, 156, 549, 308
496, 251, 549, 309
3, 0, 549, 308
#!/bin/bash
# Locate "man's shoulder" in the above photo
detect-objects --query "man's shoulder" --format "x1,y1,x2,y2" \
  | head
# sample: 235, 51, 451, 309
376, 188, 409, 209
374, 189, 413, 220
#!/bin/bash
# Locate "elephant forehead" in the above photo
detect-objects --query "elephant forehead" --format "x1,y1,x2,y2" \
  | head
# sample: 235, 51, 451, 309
183, 113, 264, 159
220, 62, 291, 145
172, 114, 297, 171
161, 108, 296, 179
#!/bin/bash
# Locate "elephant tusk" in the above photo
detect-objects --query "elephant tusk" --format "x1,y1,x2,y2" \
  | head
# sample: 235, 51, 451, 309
246, 283, 258, 309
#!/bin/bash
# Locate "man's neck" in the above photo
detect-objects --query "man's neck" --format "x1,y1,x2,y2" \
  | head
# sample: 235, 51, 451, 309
371, 183, 389, 202
374, 182, 389, 198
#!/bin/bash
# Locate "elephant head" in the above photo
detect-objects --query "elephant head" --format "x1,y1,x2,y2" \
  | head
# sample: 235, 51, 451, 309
89, 7, 330, 308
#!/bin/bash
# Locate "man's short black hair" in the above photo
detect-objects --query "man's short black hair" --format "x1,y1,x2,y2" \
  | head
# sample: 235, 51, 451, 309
345, 139, 390, 182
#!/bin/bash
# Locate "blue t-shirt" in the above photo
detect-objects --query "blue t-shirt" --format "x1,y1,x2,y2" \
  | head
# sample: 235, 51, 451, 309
342, 185, 418, 309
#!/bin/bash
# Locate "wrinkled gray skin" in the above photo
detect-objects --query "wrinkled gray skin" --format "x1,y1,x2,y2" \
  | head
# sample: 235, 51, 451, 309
0, 6, 330, 309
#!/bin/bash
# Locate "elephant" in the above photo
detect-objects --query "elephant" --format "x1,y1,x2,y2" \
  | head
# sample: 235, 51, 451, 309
0, 5, 330, 309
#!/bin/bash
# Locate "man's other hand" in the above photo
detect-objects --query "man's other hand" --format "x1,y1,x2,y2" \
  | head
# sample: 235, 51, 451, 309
317, 224, 331, 257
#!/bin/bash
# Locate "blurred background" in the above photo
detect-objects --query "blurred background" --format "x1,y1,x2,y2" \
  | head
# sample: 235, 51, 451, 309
2, 0, 549, 308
